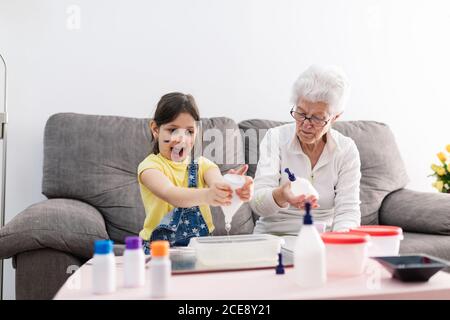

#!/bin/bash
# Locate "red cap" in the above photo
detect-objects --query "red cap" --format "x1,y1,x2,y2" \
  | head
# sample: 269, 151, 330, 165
321, 232, 370, 244
350, 225, 403, 237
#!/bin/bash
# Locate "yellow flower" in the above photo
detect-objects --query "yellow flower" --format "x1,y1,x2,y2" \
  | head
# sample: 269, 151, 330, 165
437, 152, 447, 163
433, 181, 444, 192
431, 164, 447, 176
437, 167, 446, 176
447, 144, 450, 153
431, 164, 440, 173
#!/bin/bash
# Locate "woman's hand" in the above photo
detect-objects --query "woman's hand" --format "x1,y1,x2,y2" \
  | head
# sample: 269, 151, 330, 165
227, 164, 254, 202
206, 182, 233, 206
273, 181, 319, 209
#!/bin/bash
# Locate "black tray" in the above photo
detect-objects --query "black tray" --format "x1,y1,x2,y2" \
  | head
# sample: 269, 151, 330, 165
372, 254, 449, 282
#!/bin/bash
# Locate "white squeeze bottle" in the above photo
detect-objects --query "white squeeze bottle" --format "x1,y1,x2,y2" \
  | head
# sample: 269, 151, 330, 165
92, 239, 116, 294
285, 168, 326, 233
221, 174, 246, 235
123, 236, 145, 288
149, 240, 171, 298
284, 168, 319, 199
293, 202, 327, 287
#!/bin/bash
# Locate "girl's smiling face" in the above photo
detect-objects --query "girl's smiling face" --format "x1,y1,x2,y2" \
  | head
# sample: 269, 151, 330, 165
151, 112, 198, 162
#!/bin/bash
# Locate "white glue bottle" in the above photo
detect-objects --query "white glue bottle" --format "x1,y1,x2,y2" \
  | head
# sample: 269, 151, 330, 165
123, 236, 145, 288
149, 240, 171, 298
92, 239, 116, 294
293, 202, 326, 288
285, 168, 325, 233
222, 174, 246, 235
284, 168, 319, 199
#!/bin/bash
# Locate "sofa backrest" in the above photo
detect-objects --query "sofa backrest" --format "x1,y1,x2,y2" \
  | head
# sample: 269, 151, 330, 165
42, 113, 409, 241
42, 113, 248, 243
238, 119, 409, 225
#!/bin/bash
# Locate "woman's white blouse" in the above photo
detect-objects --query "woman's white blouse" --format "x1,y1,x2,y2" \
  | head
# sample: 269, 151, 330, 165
250, 123, 361, 235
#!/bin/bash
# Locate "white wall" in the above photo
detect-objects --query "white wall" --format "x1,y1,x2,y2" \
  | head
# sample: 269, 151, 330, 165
1, 0, 450, 299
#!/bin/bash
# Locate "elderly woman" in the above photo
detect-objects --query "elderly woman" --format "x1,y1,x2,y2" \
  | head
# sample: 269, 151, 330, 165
250, 65, 361, 236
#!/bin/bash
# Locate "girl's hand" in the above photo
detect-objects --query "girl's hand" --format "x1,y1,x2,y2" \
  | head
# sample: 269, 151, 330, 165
206, 182, 233, 206
227, 164, 253, 202
235, 176, 254, 202
227, 164, 248, 176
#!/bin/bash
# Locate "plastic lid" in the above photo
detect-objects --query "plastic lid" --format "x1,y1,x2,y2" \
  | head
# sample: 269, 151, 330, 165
125, 236, 142, 250
94, 240, 114, 255
321, 232, 370, 244
303, 202, 313, 225
350, 225, 403, 237
151, 240, 169, 257
284, 168, 296, 182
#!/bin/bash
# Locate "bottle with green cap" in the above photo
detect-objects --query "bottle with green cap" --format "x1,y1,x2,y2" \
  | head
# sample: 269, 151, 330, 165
293, 202, 326, 288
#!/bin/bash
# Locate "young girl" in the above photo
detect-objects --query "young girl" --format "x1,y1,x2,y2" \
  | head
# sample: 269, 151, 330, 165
138, 92, 253, 252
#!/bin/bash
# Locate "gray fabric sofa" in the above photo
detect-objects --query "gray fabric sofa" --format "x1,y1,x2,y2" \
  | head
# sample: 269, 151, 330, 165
1, 113, 450, 300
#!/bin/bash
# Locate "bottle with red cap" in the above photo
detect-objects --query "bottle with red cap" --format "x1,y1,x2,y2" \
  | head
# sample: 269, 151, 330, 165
293, 202, 326, 287
149, 240, 171, 298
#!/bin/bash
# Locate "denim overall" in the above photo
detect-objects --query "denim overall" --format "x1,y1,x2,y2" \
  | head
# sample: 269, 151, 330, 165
143, 159, 210, 254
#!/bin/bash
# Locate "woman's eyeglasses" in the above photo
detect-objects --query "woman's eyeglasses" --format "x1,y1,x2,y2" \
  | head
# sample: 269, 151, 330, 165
290, 108, 330, 127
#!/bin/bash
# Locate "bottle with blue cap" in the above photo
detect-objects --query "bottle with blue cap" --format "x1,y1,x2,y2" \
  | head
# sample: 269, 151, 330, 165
293, 202, 326, 287
285, 168, 302, 196
284, 168, 319, 199
92, 239, 116, 294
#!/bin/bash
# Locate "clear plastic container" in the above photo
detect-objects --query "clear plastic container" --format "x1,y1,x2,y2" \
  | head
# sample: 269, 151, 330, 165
321, 232, 370, 276
350, 226, 403, 257
188, 234, 283, 266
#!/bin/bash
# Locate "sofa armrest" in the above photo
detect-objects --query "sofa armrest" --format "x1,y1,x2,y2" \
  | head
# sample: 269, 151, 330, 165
0, 199, 109, 260
379, 189, 450, 235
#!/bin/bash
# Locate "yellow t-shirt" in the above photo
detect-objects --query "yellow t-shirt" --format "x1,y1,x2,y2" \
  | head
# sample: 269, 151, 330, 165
137, 153, 218, 240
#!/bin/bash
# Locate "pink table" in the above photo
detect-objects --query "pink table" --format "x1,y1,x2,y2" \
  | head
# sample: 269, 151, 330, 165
54, 257, 450, 300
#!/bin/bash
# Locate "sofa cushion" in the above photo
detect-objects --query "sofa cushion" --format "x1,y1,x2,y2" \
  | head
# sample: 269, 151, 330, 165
200, 117, 246, 174
43, 113, 151, 243
380, 189, 450, 235
401, 232, 450, 265
238, 119, 409, 225
43, 113, 247, 242
238, 119, 287, 178
0, 199, 108, 260
333, 121, 409, 225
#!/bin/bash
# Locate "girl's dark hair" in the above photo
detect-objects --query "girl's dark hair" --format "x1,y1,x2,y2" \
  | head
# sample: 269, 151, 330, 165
151, 92, 201, 154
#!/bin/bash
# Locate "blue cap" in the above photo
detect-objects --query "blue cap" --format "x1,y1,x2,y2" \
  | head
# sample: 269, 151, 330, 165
303, 202, 313, 225
275, 253, 285, 275
94, 240, 114, 255
284, 168, 296, 182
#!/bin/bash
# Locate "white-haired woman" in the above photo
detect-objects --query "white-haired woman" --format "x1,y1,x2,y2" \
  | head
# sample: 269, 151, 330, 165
250, 65, 361, 237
